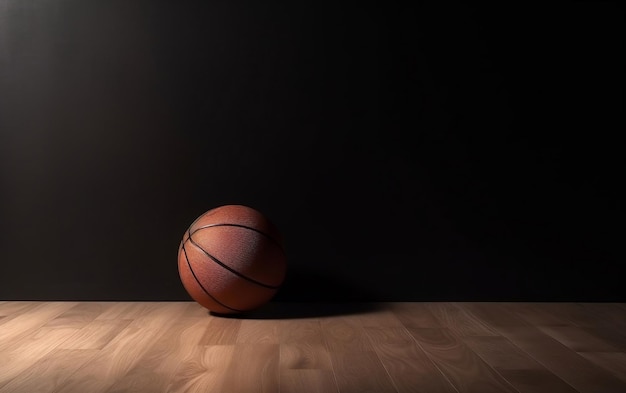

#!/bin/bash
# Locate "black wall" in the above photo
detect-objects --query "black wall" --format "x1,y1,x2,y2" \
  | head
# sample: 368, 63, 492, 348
0, 1, 623, 301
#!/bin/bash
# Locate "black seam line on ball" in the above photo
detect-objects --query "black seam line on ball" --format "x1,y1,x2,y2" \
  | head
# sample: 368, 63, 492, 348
187, 229, 281, 290
190, 223, 285, 254
182, 241, 244, 313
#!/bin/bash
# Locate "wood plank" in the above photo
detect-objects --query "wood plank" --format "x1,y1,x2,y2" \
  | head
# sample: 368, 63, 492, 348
0, 301, 40, 317
537, 326, 620, 352
427, 303, 500, 336
0, 349, 98, 393
329, 350, 398, 393
496, 325, 626, 393
279, 319, 324, 344
536, 303, 608, 328
462, 336, 578, 393
579, 303, 626, 329
279, 319, 332, 370
357, 307, 405, 327
578, 352, 626, 383
57, 319, 133, 350
0, 302, 77, 352
124, 302, 188, 328
389, 302, 443, 328
407, 327, 518, 393
321, 316, 374, 352
496, 369, 579, 393
366, 327, 457, 393
506, 303, 572, 326
280, 344, 333, 370
518, 302, 626, 329
462, 336, 540, 370
43, 302, 109, 328
0, 326, 80, 388
280, 369, 339, 393
167, 345, 235, 393
103, 317, 208, 393
52, 302, 187, 393
236, 319, 280, 344
197, 316, 242, 345
180, 302, 210, 317
580, 326, 626, 351
1, 301, 625, 393
219, 344, 280, 393
460, 302, 530, 327
94, 302, 155, 320
448, 303, 626, 392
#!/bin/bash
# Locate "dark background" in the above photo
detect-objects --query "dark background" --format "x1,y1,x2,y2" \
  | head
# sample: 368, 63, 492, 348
0, 1, 623, 302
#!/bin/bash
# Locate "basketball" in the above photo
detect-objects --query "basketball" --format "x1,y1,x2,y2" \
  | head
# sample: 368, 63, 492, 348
177, 204, 287, 314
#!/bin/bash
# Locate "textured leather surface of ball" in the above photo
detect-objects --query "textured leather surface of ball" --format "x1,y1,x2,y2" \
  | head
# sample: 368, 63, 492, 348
178, 205, 287, 314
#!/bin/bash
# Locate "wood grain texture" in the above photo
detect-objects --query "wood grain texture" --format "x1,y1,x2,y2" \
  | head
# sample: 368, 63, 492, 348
505, 303, 573, 326
167, 345, 235, 393
408, 327, 519, 393
0, 301, 625, 393
537, 326, 620, 352
220, 344, 280, 393
427, 302, 500, 337
579, 326, 626, 352
389, 302, 443, 328
459, 302, 529, 327
279, 320, 332, 370
578, 352, 626, 383
321, 316, 374, 352
0, 301, 40, 317
461, 336, 540, 370
94, 302, 155, 320
197, 316, 241, 345
460, 302, 626, 393
496, 369, 579, 393
103, 317, 209, 393
329, 350, 397, 393
280, 343, 333, 370
495, 326, 626, 393
535, 303, 608, 328
462, 336, 579, 393
579, 303, 626, 330
53, 302, 187, 393
0, 302, 77, 352
0, 325, 80, 387
236, 319, 280, 344
365, 327, 458, 393
0, 349, 98, 393
280, 369, 338, 393
357, 306, 405, 327
57, 319, 133, 350
279, 319, 325, 344
43, 302, 109, 329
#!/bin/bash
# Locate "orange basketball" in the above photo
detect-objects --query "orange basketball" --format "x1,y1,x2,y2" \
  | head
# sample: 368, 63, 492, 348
177, 204, 287, 314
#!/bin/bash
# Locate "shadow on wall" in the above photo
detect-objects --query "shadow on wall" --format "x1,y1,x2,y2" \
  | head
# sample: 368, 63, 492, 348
273, 264, 378, 302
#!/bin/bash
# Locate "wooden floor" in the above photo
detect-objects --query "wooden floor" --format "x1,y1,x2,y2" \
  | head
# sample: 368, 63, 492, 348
1, 302, 625, 393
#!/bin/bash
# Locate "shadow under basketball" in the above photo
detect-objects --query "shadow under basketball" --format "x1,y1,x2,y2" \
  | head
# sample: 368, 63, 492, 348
210, 266, 383, 319
210, 301, 384, 319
